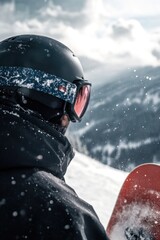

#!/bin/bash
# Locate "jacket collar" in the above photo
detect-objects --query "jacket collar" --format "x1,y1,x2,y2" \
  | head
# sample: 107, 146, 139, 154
0, 104, 74, 179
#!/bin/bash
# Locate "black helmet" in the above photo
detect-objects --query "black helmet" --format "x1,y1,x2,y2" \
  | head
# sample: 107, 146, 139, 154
0, 34, 91, 123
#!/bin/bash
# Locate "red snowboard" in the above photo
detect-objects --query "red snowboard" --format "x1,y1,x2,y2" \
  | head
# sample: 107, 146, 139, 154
107, 163, 160, 240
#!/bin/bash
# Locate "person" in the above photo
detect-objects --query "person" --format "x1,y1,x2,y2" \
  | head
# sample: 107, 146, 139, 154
0, 34, 109, 240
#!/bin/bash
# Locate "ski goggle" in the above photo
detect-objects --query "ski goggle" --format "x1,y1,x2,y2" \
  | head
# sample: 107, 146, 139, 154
65, 80, 91, 122
0, 66, 91, 122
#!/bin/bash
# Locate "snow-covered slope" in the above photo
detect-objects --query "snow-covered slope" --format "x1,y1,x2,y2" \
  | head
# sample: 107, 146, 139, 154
69, 66, 160, 171
65, 151, 128, 227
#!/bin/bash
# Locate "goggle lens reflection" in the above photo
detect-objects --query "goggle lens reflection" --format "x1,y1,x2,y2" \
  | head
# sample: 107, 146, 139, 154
74, 85, 91, 117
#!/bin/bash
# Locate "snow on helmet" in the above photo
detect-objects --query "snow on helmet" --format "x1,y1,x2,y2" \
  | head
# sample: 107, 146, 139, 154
0, 34, 91, 122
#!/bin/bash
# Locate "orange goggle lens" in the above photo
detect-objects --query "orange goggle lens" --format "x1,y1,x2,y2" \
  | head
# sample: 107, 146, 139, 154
74, 85, 91, 118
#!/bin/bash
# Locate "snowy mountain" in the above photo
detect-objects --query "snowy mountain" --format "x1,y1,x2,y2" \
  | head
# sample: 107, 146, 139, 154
65, 151, 128, 227
69, 66, 160, 171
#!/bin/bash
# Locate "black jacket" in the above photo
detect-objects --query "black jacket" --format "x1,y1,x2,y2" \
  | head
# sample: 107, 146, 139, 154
0, 104, 109, 240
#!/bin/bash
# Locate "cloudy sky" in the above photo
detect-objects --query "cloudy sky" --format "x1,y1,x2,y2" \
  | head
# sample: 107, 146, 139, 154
0, 0, 160, 83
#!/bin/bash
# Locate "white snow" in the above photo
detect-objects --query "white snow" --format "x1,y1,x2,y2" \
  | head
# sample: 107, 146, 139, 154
109, 203, 160, 240
73, 120, 96, 136
123, 89, 160, 108
91, 137, 160, 166
65, 151, 128, 227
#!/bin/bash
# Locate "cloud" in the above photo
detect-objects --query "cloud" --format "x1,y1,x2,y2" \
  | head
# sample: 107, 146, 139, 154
39, 3, 88, 28
152, 48, 160, 60
50, 0, 85, 12
0, 0, 160, 83
111, 21, 134, 40
103, 0, 160, 18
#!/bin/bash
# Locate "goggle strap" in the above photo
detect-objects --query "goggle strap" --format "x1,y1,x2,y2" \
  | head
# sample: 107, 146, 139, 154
0, 66, 77, 104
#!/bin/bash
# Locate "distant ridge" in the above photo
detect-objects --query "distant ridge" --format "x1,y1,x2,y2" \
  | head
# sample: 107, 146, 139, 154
69, 66, 160, 171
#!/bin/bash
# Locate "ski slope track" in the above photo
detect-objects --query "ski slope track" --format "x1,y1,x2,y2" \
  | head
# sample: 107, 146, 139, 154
65, 151, 128, 226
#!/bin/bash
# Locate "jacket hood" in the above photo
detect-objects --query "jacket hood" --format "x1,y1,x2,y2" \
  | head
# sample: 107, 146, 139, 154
0, 104, 74, 179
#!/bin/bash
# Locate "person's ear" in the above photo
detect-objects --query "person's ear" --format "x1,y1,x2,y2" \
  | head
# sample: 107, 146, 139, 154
60, 115, 70, 127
